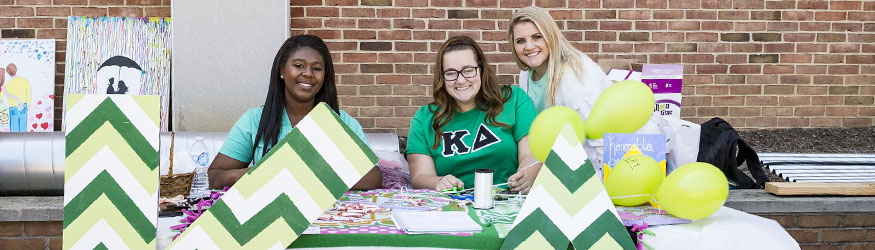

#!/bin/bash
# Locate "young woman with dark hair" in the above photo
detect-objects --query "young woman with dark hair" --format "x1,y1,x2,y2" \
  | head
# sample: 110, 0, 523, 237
208, 35, 382, 190
406, 36, 540, 194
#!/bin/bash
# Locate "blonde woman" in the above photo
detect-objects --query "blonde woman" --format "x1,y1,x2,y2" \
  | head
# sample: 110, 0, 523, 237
508, 6, 616, 167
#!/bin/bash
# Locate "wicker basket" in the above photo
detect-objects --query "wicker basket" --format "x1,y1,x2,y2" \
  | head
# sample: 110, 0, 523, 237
160, 132, 194, 198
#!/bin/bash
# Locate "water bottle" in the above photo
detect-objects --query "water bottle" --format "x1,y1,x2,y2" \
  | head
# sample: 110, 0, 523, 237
189, 137, 210, 200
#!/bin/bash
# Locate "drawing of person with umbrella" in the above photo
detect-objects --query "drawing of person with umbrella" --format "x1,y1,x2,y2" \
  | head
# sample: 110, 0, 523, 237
96, 55, 144, 95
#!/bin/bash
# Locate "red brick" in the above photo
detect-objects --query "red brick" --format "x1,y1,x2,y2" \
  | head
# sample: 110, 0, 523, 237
822, 229, 865, 242
341, 7, 375, 17
465, 0, 497, 7
829, 65, 859, 74
798, 86, 827, 95
783, 11, 814, 20
699, 43, 730, 52
747, 75, 779, 84
652, 32, 684, 42
781, 54, 812, 63
731, 85, 762, 95
650, 54, 681, 63
701, 21, 732, 30
0, 222, 22, 236
684, 96, 712, 106
826, 107, 859, 116
762, 107, 793, 116
585, 31, 616, 41
784, 33, 816, 42
795, 107, 825, 116
463, 20, 495, 30
696, 64, 728, 74
730, 65, 761, 74
668, 21, 700, 30
50, 238, 61, 250
144, 7, 170, 17
801, 22, 832, 31
797, 65, 827, 74
654, 10, 683, 19
833, 23, 862, 32
798, 43, 828, 52
718, 10, 749, 20
799, 0, 829, 9
635, 43, 665, 52
697, 107, 729, 116
768, 22, 799, 31
291, 18, 322, 28
764, 43, 794, 53
602, 44, 633, 53
702, 0, 731, 9
413, 9, 445, 18
23, 222, 61, 236
763, 85, 795, 94
1, 6, 35, 17
377, 8, 410, 18
604, 0, 634, 8
600, 21, 632, 30
731, 43, 763, 53
813, 96, 843, 105
781, 75, 811, 84
696, 85, 729, 95
729, 106, 761, 116
780, 96, 812, 106
635, 21, 665, 30
752, 11, 781, 20
766, 1, 795, 9
686, 32, 718, 42
849, 12, 875, 21
36, 29, 64, 39
481, 10, 512, 19
811, 117, 842, 127
681, 54, 713, 64
36, 7, 71, 16
620, 10, 651, 20
549, 10, 582, 20
780, 118, 811, 127
307, 7, 339, 17
747, 117, 777, 127
736, 22, 766, 31
843, 118, 874, 127
343, 30, 375, 40
763, 65, 794, 74
0, 239, 43, 250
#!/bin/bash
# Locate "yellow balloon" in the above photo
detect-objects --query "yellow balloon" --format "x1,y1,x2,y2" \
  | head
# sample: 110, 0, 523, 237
528, 106, 586, 162
656, 162, 729, 220
605, 154, 663, 206
585, 80, 655, 139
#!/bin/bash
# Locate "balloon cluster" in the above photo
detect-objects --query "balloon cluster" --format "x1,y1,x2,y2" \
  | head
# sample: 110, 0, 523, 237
527, 80, 728, 220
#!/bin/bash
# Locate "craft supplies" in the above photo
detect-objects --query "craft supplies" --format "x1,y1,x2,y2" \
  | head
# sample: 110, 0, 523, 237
392, 211, 482, 234
473, 168, 495, 209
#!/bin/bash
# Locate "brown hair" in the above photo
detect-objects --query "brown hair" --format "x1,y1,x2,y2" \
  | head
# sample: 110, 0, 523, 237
429, 36, 510, 149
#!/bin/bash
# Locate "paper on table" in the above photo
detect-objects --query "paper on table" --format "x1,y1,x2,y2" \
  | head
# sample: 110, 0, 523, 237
392, 211, 482, 234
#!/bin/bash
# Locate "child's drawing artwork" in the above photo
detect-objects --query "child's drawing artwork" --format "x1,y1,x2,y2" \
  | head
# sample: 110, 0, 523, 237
64, 16, 172, 131
0, 39, 55, 132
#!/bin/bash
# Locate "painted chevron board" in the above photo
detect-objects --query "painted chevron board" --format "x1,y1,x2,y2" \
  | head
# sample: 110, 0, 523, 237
501, 124, 635, 250
168, 103, 378, 249
63, 94, 160, 250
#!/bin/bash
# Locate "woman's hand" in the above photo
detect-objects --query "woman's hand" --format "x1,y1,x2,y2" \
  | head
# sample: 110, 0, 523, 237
435, 175, 465, 191
507, 163, 541, 194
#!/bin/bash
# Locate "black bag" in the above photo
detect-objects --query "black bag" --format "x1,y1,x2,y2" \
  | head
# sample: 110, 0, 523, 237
697, 117, 769, 189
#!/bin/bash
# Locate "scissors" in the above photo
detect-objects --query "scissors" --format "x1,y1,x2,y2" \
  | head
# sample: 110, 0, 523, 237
450, 193, 474, 202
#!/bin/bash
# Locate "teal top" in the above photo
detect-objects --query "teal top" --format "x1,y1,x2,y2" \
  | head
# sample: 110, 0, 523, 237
406, 86, 536, 188
219, 106, 368, 165
526, 69, 548, 112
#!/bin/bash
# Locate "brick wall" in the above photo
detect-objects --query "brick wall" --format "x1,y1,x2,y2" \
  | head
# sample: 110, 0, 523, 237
757, 212, 875, 250
1, 0, 873, 134
1, 214, 873, 249
0, 221, 61, 250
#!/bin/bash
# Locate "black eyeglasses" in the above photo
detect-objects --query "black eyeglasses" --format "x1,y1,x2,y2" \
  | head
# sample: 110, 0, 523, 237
443, 66, 479, 81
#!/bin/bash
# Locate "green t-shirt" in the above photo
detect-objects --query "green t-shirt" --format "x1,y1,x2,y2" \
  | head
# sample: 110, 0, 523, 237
219, 106, 368, 165
526, 69, 548, 112
406, 86, 536, 188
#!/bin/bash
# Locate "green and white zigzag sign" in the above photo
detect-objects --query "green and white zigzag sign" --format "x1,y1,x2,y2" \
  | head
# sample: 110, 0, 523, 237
168, 103, 378, 249
63, 94, 161, 250
501, 124, 635, 250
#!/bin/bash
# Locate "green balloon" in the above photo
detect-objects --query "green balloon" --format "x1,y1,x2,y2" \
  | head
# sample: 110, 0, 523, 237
656, 162, 729, 220
605, 154, 663, 206
528, 106, 586, 162
585, 80, 655, 139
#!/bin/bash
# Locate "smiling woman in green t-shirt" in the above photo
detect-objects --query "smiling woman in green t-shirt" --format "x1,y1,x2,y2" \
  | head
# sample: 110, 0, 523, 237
406, 36, 541, 194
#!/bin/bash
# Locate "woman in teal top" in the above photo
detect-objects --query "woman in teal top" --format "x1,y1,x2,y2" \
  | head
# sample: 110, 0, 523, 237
407, 36, 540, 194
209, 35, 382, 190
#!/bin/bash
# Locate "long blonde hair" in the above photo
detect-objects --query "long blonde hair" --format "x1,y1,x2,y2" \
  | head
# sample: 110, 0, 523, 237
509, 6, 586, 107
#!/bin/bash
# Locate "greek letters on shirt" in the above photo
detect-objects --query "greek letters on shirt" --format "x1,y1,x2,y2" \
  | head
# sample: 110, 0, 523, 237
441, 123, 501, 157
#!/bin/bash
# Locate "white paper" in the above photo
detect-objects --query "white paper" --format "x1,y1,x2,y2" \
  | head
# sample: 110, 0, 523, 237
392, 211, 482, 234
606, 69, 631, 82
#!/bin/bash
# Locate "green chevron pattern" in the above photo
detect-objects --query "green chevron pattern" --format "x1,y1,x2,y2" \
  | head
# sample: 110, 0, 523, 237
501, 124, 635, 250
63, 95, 160, 250
168, 103, 378, 249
